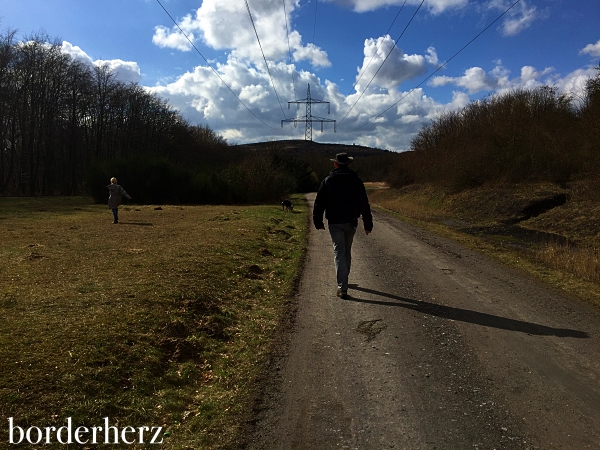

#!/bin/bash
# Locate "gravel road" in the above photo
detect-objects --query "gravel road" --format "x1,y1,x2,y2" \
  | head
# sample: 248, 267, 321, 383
247, 194, 600, 449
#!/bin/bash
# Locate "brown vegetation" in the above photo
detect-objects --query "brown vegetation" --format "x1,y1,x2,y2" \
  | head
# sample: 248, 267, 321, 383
371, 67, 600, 304
0, 31, 230, 197
0, 196, 307, 448
369, 179, 600, 306
386, 68, 600, 191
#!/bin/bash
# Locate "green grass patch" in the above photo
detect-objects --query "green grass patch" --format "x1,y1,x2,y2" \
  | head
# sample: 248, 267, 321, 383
0, 195, 307, 448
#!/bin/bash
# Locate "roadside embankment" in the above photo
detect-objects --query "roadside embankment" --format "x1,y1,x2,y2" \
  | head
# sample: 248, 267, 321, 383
368, 181, 600, 307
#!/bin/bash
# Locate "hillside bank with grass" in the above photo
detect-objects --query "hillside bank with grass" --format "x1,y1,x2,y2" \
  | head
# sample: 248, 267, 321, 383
0, 195, 307, 449
370, 70, 600, 307
368, 180, 600, 308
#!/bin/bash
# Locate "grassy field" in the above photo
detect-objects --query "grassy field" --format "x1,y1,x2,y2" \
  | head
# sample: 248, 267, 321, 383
368, 182, 600, 309
0, 196, 307, 448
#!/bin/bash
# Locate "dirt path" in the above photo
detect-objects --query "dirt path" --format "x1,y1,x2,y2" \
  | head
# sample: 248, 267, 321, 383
246, 194, 600, 449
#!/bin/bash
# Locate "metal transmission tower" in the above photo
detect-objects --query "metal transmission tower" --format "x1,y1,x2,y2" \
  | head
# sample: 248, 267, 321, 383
281, 84, 336, 141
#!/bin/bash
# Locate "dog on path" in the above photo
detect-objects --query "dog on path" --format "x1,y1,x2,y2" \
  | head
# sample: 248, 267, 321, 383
281, 199, 294, 212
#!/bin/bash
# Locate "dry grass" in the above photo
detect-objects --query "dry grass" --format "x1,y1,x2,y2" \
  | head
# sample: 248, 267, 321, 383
0, 196, 307, 448
366, 184, 446, 223
535, 243, 600, 285
368, 182, 600, 308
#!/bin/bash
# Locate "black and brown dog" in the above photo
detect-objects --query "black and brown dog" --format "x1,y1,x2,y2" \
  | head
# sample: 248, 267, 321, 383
281, 199, 293, 212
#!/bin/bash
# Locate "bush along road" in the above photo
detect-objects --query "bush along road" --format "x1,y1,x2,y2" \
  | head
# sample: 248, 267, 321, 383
247, 194, 600, 450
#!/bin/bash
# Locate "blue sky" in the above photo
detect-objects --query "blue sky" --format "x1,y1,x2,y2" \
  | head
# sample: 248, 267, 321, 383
3, 0, 600, 151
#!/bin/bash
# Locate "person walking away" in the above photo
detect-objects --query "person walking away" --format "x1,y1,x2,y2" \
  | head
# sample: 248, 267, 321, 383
313, 153, 373, 299
107, 177, 132, 224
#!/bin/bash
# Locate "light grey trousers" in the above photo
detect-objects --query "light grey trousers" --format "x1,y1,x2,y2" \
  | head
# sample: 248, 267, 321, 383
328, 222, 357, 291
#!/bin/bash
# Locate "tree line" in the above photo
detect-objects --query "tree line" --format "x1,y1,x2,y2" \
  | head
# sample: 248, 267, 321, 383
386, 67, 600, 191
0, 30, 226, 196
0, 30, 327, 203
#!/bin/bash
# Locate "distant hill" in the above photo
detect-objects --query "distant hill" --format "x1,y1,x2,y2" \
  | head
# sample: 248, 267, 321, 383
233, 139, 400, 183
235, 140, 391, 159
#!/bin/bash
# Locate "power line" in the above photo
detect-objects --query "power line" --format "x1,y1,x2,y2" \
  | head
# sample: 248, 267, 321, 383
338, 0, 426, 127
350, 0, 523, 133
282, 0, 298, 100
154, 0, 279, 130
348, 0, 408, 97
312, 0, 318, 45
244, 0, 289, 121
282, 84, 336, 141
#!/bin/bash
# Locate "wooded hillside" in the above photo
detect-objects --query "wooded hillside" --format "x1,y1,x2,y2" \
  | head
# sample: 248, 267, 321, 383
0, 30, 226, 197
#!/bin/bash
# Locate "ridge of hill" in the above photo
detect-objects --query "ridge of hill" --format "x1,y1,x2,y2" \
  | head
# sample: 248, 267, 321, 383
235, 140, 391, 158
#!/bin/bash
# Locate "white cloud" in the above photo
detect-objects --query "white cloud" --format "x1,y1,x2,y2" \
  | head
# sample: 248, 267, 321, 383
426, 62, 599, 114
425, 0, 469, 15
94, 59, 142, 83
293, 43, 332, 68
61, 41, 93, 65
400, 114, 421, 124
152, 8, 204, 52
221, 129, 243, 141
487, 0, 541, 36
239, 84, 270, 104
146, 49, 598, 152
132, 2, 600, 151
152, 25, 193, 52
355, 35, 428, 92
429, 62, 558, 95
580, 40, 600, 58
144, 50, 452, 151
447, 90, 470, 110
430, 67, 497, 93
61, 41, 141, 83
152, 0, 330, 68
425, 47, 439, 65
516, 65, 553, 90
323, 0, 468, 14
553, 67, 598, 100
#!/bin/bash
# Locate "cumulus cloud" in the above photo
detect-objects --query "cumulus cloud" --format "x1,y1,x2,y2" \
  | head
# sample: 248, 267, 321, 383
553, 67, 599, 99
94, 59, 142, 83
152, 0, 330, 68
580, 39, 600, 58
322, 0, 468, 14
152, 25, 194, 52
152, 9, 204, 51
355, 35, 428, 92
61, 41, 93, 65
425, 47, 439, 65
487, 0, 541, 36
145, 47, 598, 152
429, 62, 556, 95
293, 43, 331, 68
60, 41, 141, 83
447, 90, 470, 110
128, 1, 600, 151
144, 49, 449, 151
429, 67, 497, 93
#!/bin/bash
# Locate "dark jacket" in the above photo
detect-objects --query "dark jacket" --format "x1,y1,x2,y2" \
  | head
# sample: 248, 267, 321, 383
313, 166, 373, 231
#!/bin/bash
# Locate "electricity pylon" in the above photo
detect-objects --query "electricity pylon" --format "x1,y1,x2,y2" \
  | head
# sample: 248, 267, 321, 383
281, 84, 336, 141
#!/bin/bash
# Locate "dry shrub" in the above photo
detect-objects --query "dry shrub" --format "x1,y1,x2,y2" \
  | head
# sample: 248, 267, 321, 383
388, 84, 595, 191
535, 243, 600, 284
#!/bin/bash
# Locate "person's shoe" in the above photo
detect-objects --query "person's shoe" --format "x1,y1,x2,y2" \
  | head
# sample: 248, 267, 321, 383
336, 289, 347, 299
113, 220, 118, 224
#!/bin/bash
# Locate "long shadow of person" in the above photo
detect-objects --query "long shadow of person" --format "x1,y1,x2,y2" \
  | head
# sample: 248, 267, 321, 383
119, 222, 153, 226
346, 285, 589, 338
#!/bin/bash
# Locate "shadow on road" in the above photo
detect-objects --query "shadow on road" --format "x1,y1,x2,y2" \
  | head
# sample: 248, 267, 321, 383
347, 285, 589, 338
